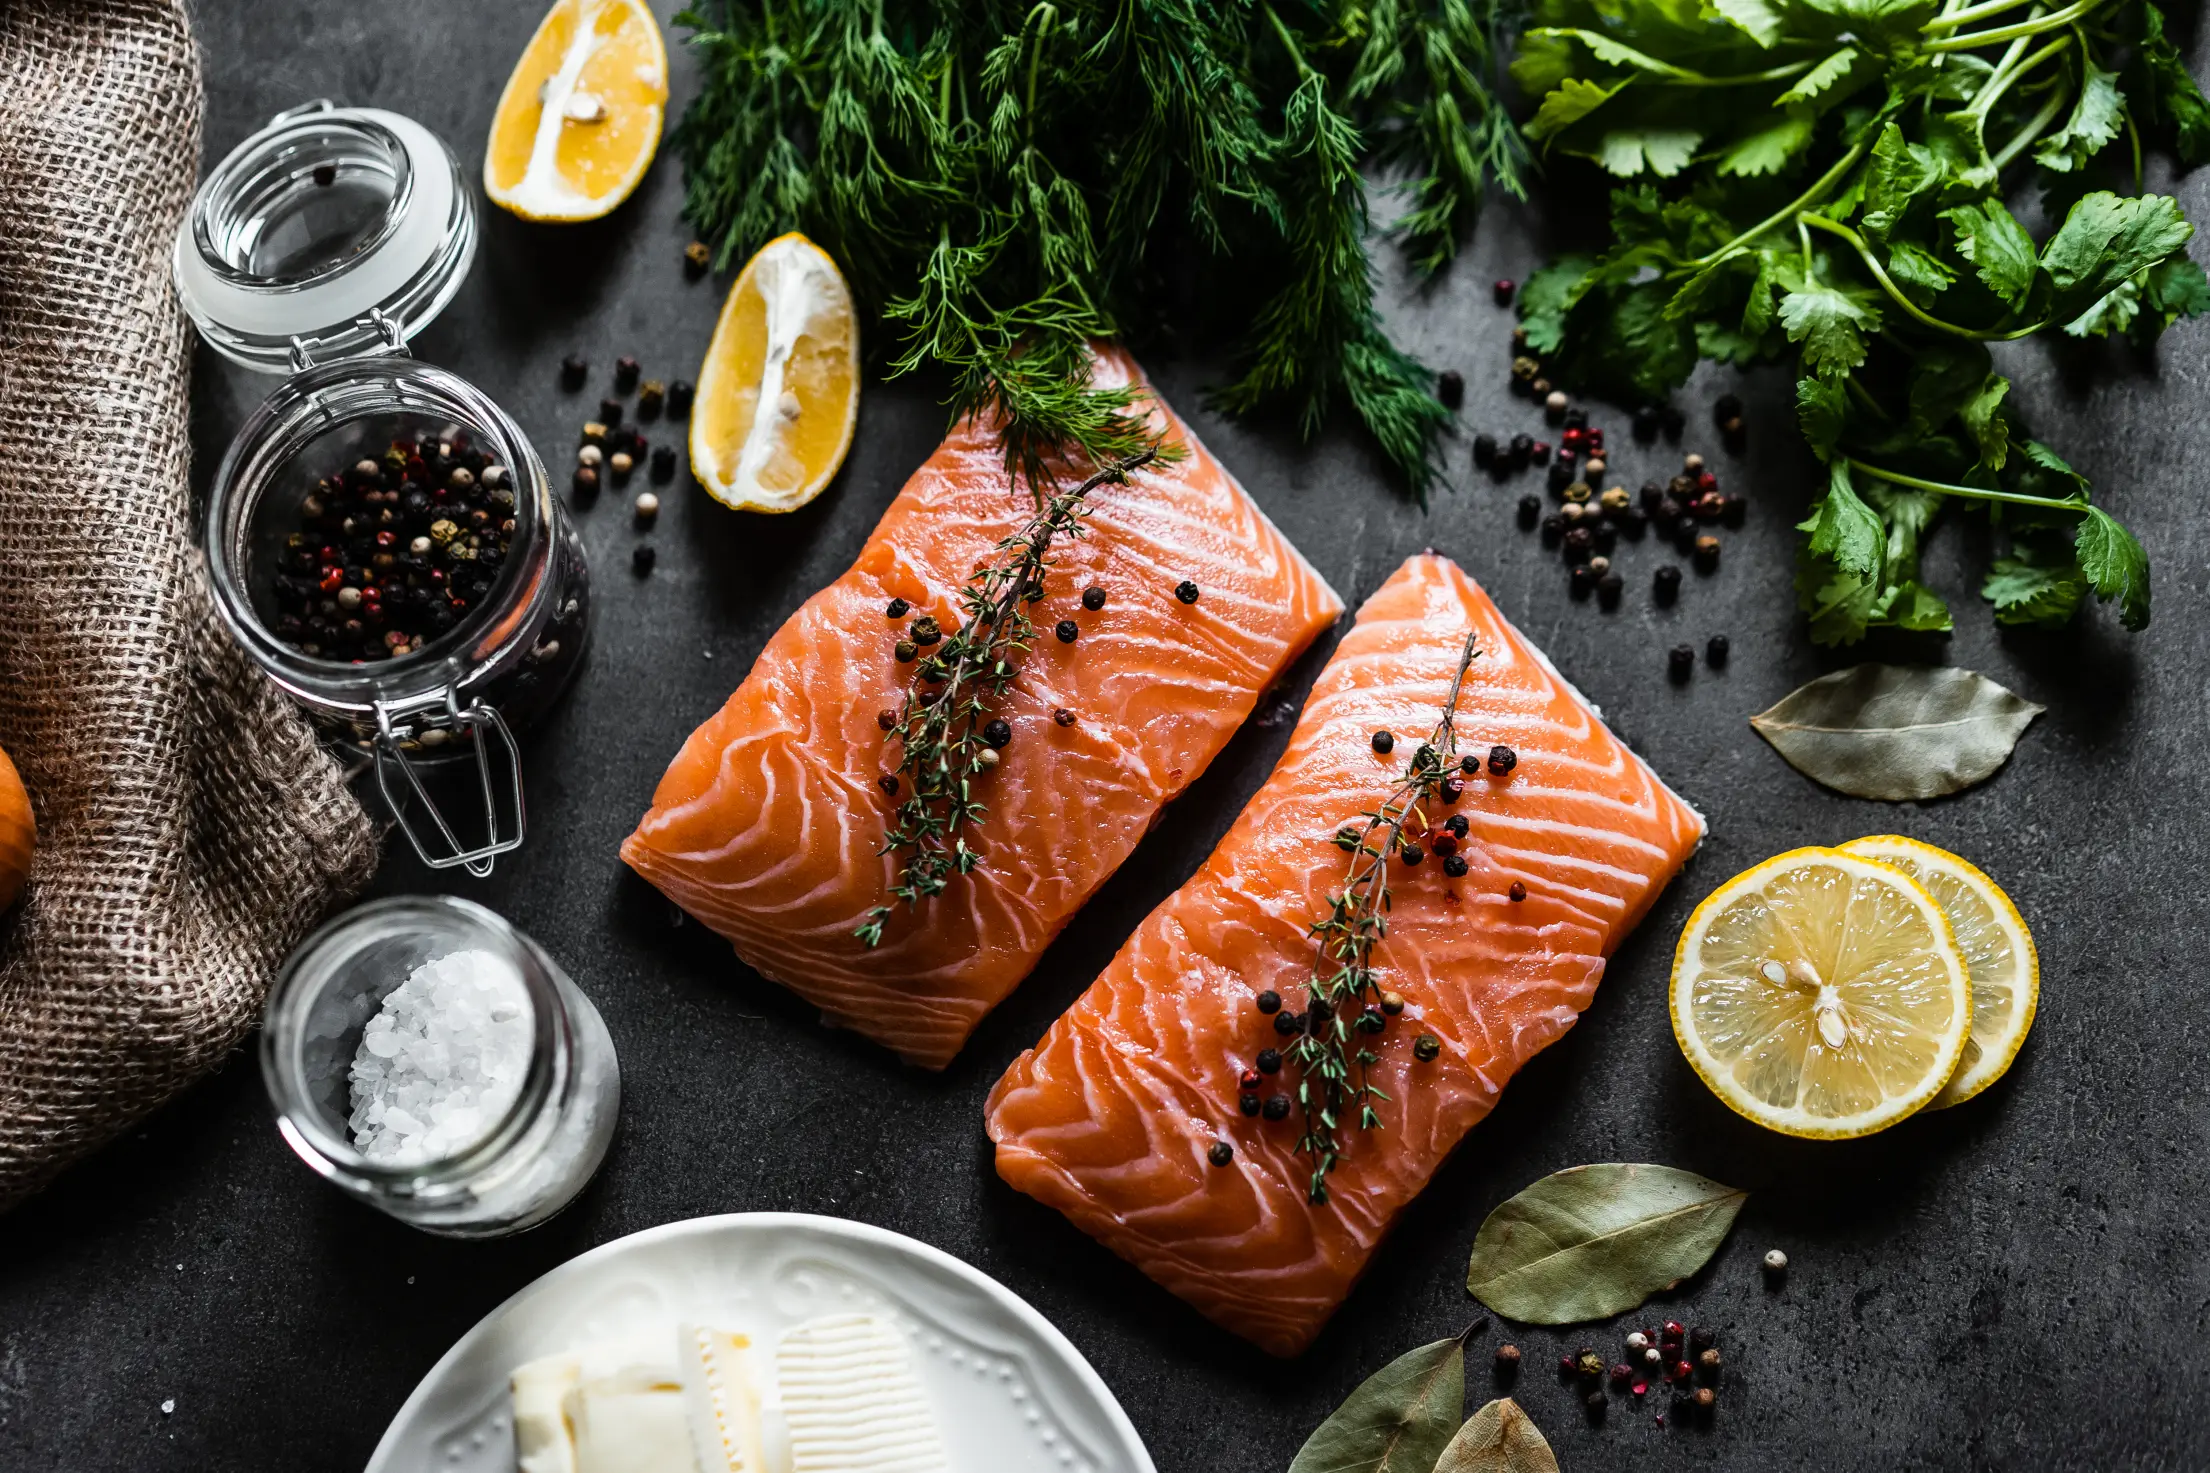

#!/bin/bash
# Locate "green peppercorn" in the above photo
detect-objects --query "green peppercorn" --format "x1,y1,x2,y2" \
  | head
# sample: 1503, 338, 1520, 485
894, 639, 918, 663
1413, 1034, 1441, 1062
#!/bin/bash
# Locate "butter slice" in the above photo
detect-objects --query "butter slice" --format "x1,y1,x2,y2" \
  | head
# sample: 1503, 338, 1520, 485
680, 1323, 769, 1472
776, 1314, 948, 1472
566, 1360, 700, 1473
512, 1352, 582, 1473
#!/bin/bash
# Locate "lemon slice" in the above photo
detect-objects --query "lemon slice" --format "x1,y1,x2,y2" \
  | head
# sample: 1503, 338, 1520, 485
486, 0, 668, 223
1840, 836, 2037, 1108
1670, 847, 1971, 1138
690, 233, 860, 513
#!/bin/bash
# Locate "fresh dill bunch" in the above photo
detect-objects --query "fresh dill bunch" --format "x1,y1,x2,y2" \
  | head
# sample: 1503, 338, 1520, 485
672, 0, 1529, 502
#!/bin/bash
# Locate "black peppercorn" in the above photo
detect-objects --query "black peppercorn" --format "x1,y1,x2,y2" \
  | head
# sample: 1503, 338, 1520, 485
1443, 853, 1469, 878
1261, 1093, 1292, 1121
895, 639, 918, 663
1413, 1033, 1441, 1062
560, 355, 587, 390
666, 380, 695, 418
599, 397, 625, 427
1660, 404, 1685, 440
1256, 989, 1282, 1014
1493, 278, 1516, 305
1239, 1092, 1261, 1116
1562, 407, 1588, 432
1473, 432, 1498, 467
650, 444, 677, 481
1654, 564, 1682, 604
1529, 440, 1552, 467
911, 615, 942, 646
1547, 459, 1574, 494
1633, 404, 1661, 441
1722, 496, 1747, 528
1055, 619, 1079, 643
1459, 754, 1480, 775
1438, 370, 1465, 409
1669, 644, 1695, 681
1273, 1009, 1302, 1036
614, 356, 640, 391
1175, 579, 1200, 604
1208, 1141, 1234, 1167
632, 544, 657, 576
1689, 1327, 1715, 1353
1446, 814, 1469, 838
886, 597, 910, 618
1439, 776, 1464, 804
1400, 843, 1424, 866
1598, 572, 1624, 608
1053, 707, 1077, 727
1714, 392, 1743, 424
1706, 634, 1730, 667
1592, 521, 1617, 555
1486, 744, 1517, 777
983, 718, 1013, 747
1256, 1048, 1282, 1074
1517, 494, 1540, 530
1371, 729, 1395, 755
1563, 526, 1594, 563
1081, 584, 1107, 611
878, 774, 900, 797
1508, 432, 1534, 468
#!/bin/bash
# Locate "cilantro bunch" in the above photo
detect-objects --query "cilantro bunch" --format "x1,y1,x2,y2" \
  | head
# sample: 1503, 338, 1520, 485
1512, 0, 2210, 640
672, 0, 1528, 499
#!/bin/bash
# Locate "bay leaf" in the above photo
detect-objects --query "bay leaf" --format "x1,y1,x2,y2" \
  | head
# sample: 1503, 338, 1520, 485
1434, 1399, 1560, 1473
1466, 1163, 1747, 1324
1749, 663, 2043, 801
1287, 1335, 1464, 1473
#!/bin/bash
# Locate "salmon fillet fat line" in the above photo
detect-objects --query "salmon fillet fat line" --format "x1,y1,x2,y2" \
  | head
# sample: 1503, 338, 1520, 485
986, 554, 1706, 1356
621, 348, 1344, 1068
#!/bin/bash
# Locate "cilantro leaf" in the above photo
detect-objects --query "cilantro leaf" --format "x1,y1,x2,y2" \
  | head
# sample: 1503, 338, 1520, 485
1716, 109, 1817, 177
1887, 240, 1956, 294
1713, 0, 1787, 46
2034, 58, 2126, 173
1800, 462, 1885, 578
1597, 126, 1703, 176
1518, 256, 1596, 354
2135, 0, 2210, 166
2141, 254, 2210, 333
1777, 48, 1861, 107
1863, 480, 1944, 572
1797, 375, 1845, 461
1795, 550, 1881, 645
1984, 542, 2088, 627
1941, 200, 2038, 306
1778, 284, 1880, 377
1958, 374, 2010, 470
1741, 250, 1780, 336
1861, 122, 1941, 241
2018, 440, 2086, 486
1531, 78, 1626, 140
1905, 342, 1992, 434
2042, 192, 2195, 321
1877, 580, 1954, 632
2065, 274, 2143, 337
2075, 504, 2151, 630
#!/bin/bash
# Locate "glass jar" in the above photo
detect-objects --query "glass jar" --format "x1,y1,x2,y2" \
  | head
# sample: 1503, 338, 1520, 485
262, 895, 621, 1238
179, 100, 586, 875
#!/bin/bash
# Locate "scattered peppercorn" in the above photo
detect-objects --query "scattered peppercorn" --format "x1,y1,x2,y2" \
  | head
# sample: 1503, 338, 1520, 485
1053, 707, 1077, 727
1368, 730, 1395, 756
1694, 1387, 1716, 1411
1207, 1141, 1234, 1167
1256, 1046, 1284, 1073
1694, 534, 1722, 572
1516, 494, 1540, 530
1597, 572, 1624, 609
911, 614, 942, 646
1508, 881, 1526, 902
1487, 744, 1516, 776
1175, 579, 1200, 604
982, 718, 1013, 748
573, 465, 599, 496
1055, 619, 1079, 643
1262, 1093, 1292, 1121
650, 444, 677, 482
1274, 1009, 1302, 1036
1238, 1066, 1262, 1092
1626, 1331, 1650, 1352
1080, 584, 1107, 612
611, 451, 636, 480
1763, 1248, 1789, 1275
1698, 1348, 1722, 1372
614, 356, 640, 391
1473, 432, 1498, 469
1662, 1321, 1684, 1341
1509, 431, 1534, 467
877, 773, 900, 797
637, 381, 666, 419
1540, 514, 1565, 546
1544, 389, 1568, 418
1654, 564, 1682, 604
1412, 1033, 1441, 1062
1239, 1092, 1261, 1116
1400, 844, 1424, 867
1611, 1364, 1633, 1386
877, 708, 898, 731
894, 639, 918, 663
633, 491, 659, 523
1559, 1356, 1578, 1378
1437, 370, 1465, 409
666, 380, 695, 418
1256, 989, 1283, 1014
1577, 1350, 1606, 1379
1443, 853, 1469, 878
1495, 1344, 1521, 1372
684, 240, 712, 276
1713, 393, 1742, 425
886, 598, 910, 618
1493, 278, 1516, 305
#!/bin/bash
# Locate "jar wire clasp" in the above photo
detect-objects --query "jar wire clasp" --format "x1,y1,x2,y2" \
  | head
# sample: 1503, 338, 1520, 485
289, 305, 407, 374
372, 688, 526, 877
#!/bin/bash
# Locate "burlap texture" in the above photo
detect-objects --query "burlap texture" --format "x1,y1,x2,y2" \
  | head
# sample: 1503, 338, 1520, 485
0, 0, 379, 1211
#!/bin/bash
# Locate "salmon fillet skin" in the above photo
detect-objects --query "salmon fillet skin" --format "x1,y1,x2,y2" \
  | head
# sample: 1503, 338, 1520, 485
620, 348, 1343, 1069
985, 554, 1705, 1356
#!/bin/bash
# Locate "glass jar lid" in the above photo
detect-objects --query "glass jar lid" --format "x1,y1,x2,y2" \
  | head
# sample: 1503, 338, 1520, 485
175, 100, 477, 373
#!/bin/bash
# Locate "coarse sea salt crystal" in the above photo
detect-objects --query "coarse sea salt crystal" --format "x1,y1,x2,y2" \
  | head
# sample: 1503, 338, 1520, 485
348, 947, 530, 1166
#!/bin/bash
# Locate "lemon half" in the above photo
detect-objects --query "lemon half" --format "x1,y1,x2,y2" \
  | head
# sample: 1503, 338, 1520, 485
690, 233, 860, 513
1840, 836, 2037, 1108
486, 0, 668, 223
1671, 847, 1971, 1139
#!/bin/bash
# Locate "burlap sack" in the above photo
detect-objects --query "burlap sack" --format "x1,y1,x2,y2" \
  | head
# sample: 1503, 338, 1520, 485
0, 0, 379, 1211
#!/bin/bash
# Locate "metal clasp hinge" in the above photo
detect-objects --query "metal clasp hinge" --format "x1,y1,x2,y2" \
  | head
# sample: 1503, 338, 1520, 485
371, 690, 525, 878
288, 305, 409, 373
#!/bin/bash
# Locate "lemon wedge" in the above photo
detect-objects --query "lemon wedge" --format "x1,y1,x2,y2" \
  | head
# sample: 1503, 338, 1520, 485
486, 0, 668, 223
690, 233, 860, 513
1840, 836, 2037, 1108
1670, 847, 1971, 1139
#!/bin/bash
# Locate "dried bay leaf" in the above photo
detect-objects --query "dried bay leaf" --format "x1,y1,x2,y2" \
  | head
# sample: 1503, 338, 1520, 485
1466, 1164, 1748, 1324
1288, 1334, 1465, 1473
1750, 663, 2043, 801
1434, 1399, 1560, 1473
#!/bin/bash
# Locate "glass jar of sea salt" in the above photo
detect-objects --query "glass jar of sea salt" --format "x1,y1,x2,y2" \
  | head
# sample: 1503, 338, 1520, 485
261, 895, 619, 1237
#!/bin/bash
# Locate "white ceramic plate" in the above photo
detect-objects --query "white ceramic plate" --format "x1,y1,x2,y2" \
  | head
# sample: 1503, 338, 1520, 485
367, 1213, 1157, 1473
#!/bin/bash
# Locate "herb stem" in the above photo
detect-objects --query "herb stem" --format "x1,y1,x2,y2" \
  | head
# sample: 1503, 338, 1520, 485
1844, 455, 2086, 511
1684, 138, 1871, 271
1991, 82, 2073, 170
1923, 0, 2042, 30
1923, 0, 2107, 52
1966, 30, 2070, 124
1800, 213, 2049, 340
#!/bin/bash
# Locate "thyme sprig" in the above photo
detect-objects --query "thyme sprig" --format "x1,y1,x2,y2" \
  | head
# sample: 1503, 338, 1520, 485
1291, 630, 1481, 1204
857, 449, 1157, 947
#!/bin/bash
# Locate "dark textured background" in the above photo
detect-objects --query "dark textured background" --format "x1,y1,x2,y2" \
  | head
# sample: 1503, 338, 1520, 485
2, 2, 2206, 1469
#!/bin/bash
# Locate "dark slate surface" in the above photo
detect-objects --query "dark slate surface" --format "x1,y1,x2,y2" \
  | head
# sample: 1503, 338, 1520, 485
3, 2, 2207, 1469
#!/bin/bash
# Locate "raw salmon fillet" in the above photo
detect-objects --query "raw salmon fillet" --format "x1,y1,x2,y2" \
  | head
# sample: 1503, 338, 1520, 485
986, 554, 1705, 1355
621, 348, 1342, 1068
